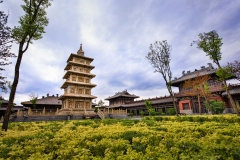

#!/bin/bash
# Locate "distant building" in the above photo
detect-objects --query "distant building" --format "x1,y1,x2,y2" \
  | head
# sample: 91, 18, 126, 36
105, 63, 240, 115
21, 93, 62, 112
58, 44, 97, 115
0, 96, 22, 117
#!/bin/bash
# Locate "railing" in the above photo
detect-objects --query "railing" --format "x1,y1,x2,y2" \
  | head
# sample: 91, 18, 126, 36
97, 110, 105, 119
100, 108, 127, 115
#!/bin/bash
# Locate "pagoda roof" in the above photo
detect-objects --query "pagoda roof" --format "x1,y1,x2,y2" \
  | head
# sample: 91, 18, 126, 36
61, 81, 97, 89
105, 90, 139, 100
58, 94, 97, 100
63, 70, 96, 79
64, 61, 95, 70
171, 63, 217, 87
67, 53, 94, 63
21, 95, 62, 105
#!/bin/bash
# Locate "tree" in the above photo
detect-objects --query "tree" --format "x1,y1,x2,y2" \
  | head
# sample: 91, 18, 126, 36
204, 100, 225, 114
227, 61, 240, 81
97, 100, 104, 108
146, 40, 178, 115
2, 0, 52, 131
145, 100, 156, 116
192, 30, 239, 116
0, 1, 16, 92
29, 93, 38, 109
183, 73, 211, 114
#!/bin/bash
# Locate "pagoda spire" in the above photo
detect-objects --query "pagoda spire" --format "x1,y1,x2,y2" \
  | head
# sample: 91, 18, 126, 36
77, 44, 84, 55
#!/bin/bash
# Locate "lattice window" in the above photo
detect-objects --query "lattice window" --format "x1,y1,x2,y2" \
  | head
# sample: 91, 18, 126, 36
70, 87, 75, 94
78, 77, 84, 82
77, 88, 83, 94
183, 103, 190, 110
85, 79, 90, 83
72, 75, 76, 81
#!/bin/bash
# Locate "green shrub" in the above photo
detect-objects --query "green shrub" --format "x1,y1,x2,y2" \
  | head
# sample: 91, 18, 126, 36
167, 108, 176, 115
204, 100, 225, 114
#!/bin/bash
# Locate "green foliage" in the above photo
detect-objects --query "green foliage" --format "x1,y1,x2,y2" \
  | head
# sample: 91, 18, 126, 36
204, 100, 225, 114
11, 0, 52, 43
1, 116, 240, 159
140, 110, 145, 117
145, 100, 156, 116
129, 110, 134, 117
167, 108, 176, 115
216, 67, 235, 81
192, 30, 222, 66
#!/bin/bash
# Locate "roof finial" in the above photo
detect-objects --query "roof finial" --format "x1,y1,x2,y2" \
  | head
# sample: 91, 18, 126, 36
80, 44, 82, 51
77, 43, 84, 55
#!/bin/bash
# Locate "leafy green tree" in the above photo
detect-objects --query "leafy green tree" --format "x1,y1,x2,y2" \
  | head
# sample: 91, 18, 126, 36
2, 0, 52, 131
140, 110, 145, 117
204, 100, 225, 114
145, 100, 156, 116
29, 93, 38, 109
146, 40, 178, 115
192, 30, 239, 116
0, 1, 16, 92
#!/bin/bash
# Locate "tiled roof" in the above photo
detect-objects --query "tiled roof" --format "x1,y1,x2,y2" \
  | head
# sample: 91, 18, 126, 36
21, 96, 62, 105
123, 97, 174, 108
105, 90, 139, 100
222, 84, 240, 96
171, 67, 217, 86
106, 97, 176, 108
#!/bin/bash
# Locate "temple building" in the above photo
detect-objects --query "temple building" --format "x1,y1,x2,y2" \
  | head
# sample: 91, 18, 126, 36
105, 90, 139, 109
58, 44, 97, 115
106, 63, 240, 115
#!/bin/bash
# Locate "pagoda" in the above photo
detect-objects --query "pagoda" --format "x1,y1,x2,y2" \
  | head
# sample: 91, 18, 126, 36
58, 44, 97, 115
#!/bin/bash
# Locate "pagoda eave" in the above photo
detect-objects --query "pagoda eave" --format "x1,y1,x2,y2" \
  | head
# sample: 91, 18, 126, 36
61, 81, 97, 89
63, 71, 96, 79
59, 94, 97, 100
64, 61, 95, 70
67, 53, 94, 63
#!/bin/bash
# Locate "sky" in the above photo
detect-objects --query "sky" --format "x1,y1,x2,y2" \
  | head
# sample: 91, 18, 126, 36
1, 0, 240, 105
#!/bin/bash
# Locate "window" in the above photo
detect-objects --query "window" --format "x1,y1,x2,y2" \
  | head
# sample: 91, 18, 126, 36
183, 103, 190, 110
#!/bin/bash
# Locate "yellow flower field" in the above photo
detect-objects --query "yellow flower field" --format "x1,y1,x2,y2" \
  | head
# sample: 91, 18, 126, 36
0, 115, 240, 159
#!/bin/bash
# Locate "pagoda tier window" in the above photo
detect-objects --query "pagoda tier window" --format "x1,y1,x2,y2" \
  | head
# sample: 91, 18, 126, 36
85, 69, 90, 73
78, 77, 84, 82
72, 75, 76, 81
85, 79, 90, 83
80, 68, 83, 72
86, 61, 90, 65
86, 102, 90, 108
77, 88, 83, 94
85, 89, 90, 95
80, 60, 85, 64
73, 66, 77, 71
70, 87, 75, 94
75, 101, 83, 108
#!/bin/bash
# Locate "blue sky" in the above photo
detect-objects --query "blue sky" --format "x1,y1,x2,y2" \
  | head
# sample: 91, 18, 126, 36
1, 0, 240, 105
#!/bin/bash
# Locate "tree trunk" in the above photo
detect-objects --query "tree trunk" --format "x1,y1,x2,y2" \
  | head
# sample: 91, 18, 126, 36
216, 64, 239, 116
198, 95, 202, 114
223, 80, 239, 115
2, 44, 24, 131
169, 92, 178, 116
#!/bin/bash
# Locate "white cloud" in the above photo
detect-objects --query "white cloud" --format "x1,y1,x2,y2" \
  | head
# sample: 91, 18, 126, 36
1, 0, 240, 106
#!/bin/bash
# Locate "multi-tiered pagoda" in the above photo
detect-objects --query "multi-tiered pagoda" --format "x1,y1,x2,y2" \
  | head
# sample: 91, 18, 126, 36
58, 44, 97, 115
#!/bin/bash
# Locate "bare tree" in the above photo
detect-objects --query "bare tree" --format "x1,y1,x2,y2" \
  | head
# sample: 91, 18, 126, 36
146, 40, 178, 115
227, 61, 240, 81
